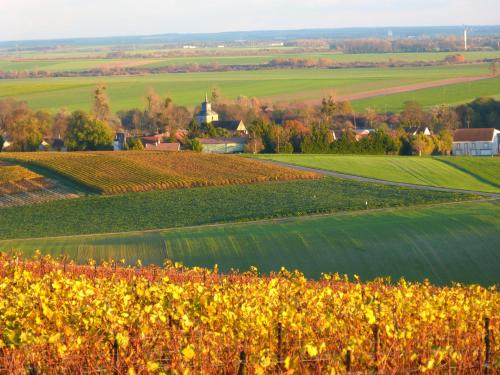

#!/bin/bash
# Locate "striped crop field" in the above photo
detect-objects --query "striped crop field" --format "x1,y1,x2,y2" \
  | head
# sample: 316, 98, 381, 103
0, 177, 477, 240
0, 163, 40, 183
2, 200, 498, 285
0, 151, 320, 194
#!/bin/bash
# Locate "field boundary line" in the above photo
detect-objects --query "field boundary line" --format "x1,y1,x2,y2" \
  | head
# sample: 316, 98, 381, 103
0, 197, 497, 244
260, 159, 500, 197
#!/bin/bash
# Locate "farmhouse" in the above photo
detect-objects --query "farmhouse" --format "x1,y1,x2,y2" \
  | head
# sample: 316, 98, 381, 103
195, 95, 248, 135
199, 137, 247, 153
452, 128, 500, 156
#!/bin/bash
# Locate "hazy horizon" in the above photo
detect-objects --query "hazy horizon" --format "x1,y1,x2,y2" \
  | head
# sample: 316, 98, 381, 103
1, 0, 499, 42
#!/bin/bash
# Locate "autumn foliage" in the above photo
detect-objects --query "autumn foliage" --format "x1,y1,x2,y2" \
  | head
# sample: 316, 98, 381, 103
0, 253, 497, 374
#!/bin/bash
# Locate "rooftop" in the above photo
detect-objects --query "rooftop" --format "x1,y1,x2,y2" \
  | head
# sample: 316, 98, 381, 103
453, 128, 498, 142
214, 120, 245, 132
144, 142, 181, 151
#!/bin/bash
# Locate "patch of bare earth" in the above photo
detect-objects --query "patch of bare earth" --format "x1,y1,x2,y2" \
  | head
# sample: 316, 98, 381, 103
0, 178, 80, 208
97, 59, 156, 70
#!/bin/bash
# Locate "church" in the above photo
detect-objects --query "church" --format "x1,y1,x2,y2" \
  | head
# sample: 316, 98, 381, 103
195, 95, 248, 136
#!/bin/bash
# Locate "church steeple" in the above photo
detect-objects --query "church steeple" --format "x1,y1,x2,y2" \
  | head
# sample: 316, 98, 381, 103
195, 94, 219, 125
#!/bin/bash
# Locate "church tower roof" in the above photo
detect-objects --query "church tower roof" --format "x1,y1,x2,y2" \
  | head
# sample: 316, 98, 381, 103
196, 94, 219, 122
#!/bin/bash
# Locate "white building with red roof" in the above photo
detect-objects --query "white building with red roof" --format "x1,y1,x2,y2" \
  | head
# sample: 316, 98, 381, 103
452, 128, 500, 156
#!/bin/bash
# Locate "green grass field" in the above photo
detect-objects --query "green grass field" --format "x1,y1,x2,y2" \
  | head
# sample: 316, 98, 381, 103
2, 200, 498, 285
0, 177, 476, 239
254, 155, 500, 193
1, 51, 498, 72
352, 76, 500, 111
0, 64, 495, 112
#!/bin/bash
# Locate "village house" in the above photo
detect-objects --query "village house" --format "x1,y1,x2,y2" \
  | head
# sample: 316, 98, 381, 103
114, 132, 127, 151
354, 129, 372, 141
452, 128, 500, 156
1, 139, 12, 151
140, 133, 168, 147
405, 126, 432, 136
199, 137, 247, 153
39, 140, 51, 151
213, 120, 248, 136
145, 142, 181, 151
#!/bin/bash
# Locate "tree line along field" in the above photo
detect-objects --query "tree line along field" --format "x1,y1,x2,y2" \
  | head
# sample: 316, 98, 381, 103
0, 152, 319, 194
1, 200, 498, 285
0, 64, 496, 112
0, 177, 479, 240
1, 51, 499, 72
254, 155, 500, 193
0, 257, 497, 373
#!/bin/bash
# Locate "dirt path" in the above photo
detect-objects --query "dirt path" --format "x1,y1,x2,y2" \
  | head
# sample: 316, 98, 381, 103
336, 75, 493, 102
263, 160, 500, 198
267, 74, 495, 105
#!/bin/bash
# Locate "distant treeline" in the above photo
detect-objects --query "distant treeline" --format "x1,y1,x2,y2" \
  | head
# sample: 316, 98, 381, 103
333, 37, 500, 54
1, 56, 498, 79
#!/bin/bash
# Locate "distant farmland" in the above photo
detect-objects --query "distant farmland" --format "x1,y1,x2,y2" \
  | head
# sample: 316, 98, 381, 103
0, 64, 497, 112
0, 51, 499, 71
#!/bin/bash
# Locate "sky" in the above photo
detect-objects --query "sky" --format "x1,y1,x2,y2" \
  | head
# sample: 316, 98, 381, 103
0, 0, 499, 41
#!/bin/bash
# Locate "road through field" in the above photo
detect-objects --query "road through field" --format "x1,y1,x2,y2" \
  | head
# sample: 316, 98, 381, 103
308, 74, 495, 104
260, 160, 500, 198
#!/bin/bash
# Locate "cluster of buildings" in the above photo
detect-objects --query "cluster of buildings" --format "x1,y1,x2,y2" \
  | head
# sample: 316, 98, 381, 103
134, 95, 250, 154
1, 95, 499, 156
337, 126, 500, 157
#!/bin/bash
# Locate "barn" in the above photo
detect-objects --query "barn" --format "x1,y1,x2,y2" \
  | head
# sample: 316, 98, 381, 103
199, 138, 247, 153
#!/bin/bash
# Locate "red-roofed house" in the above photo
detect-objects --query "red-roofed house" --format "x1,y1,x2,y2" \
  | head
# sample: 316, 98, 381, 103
144, 143, 181, 151
453, 128, 500, 156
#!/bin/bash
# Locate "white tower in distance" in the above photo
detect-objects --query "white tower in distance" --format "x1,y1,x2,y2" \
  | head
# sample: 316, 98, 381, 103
464, 27, 468, 51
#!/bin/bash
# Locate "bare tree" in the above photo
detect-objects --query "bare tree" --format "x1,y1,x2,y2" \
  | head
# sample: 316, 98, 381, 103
489, 62, 498, 77
92, 83, 112, 121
